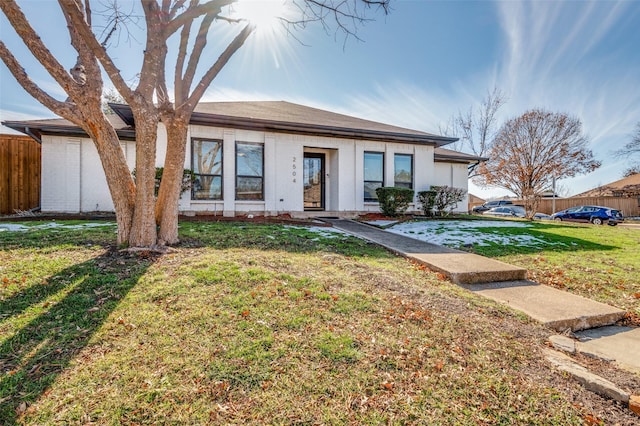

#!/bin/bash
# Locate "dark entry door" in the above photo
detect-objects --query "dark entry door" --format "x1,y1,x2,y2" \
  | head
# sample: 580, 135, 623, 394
304, 153, 325, 210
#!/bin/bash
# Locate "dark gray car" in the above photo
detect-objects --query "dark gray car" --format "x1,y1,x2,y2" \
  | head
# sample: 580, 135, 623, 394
472, 200, 513, 214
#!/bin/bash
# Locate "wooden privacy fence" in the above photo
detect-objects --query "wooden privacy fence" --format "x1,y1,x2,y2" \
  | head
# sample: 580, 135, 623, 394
0, 134, 41, 215
530, 197, 640, 217
470, 196, 640, 217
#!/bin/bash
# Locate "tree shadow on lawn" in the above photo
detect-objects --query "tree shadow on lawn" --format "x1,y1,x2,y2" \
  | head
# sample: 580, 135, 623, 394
467, 222, 621, 257
0, 249, 155, 425
0, 222, 117, 251
178, 220, 393, 258
177, 219, 624, 259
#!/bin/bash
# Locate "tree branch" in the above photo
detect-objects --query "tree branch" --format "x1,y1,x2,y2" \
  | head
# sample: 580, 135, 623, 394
184, 22, 255, 110
173, 1, 198, 103
166, 0, 234, 37
1, 0, 77, 94
58, 0, 136, 102
0, 42, 80, 122
59, 0, 102, 98
180, 11, 216, 102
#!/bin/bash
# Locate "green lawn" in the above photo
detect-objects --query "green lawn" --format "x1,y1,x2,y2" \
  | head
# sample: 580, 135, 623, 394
465, 221, 640, 316
0, 220, 636, 424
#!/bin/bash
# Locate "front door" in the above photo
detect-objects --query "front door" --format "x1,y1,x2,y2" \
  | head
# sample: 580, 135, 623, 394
304, 153, 325, 210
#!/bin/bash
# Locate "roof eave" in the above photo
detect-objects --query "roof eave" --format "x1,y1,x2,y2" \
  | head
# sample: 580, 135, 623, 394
2, 121, 136, 141
110, 103, 457, 146
189, 112, 456, 146
434, 154, 488, 164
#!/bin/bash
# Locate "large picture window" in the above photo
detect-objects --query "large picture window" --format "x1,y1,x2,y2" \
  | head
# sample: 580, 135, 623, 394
394, 154, 413, 189
236, 142, 264, 200
192, 139, 222, 200
364, 151, 384, 201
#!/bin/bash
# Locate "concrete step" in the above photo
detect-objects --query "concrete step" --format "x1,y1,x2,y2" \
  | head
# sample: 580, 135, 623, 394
575, 327, 640, 375
407, 252, 527, 285
464, 280, 626, 332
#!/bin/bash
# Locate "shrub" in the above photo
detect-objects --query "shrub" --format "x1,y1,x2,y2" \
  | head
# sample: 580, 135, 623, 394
431, 185, 467, 216
375, 187, 415, 217
417, 190, 438, 216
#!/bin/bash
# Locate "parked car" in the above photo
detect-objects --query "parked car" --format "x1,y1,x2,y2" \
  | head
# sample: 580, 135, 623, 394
472, 200, 513, 214
550, 205, 624, 226
482, 206, 525, 218
533, 212, 552, 220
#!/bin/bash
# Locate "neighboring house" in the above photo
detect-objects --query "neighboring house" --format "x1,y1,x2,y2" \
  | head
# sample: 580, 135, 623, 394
574, 173, 640, 198
3, 101, 483, 217
467, 193, 486, 212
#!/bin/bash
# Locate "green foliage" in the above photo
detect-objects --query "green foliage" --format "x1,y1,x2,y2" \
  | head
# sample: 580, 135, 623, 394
418, 186, 467, 216
375, 187, 415, 217
417, 190, 438, 216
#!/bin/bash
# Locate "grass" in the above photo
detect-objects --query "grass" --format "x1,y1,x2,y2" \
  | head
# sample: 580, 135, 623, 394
0, 220, 636, 424
455, 220, 640, 314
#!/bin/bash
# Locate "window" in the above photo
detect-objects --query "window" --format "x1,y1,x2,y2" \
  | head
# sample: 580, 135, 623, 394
236, 142, 264, 200
364, 152, 384, 201
394, 154, 413, 189
191, 139, 222, 200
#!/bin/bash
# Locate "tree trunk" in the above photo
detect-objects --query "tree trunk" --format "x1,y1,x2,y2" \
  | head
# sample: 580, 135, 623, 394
128, 107, 159, 247
83, 115, 136, 245
156, 117, 189, 245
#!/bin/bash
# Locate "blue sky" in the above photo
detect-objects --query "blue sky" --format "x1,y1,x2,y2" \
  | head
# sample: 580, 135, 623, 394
1, 0, 639, 199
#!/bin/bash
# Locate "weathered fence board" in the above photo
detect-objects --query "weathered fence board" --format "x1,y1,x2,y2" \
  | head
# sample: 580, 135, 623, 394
532, 197, 640, 217
0, 134, 41, 214
470, 196, 640, 217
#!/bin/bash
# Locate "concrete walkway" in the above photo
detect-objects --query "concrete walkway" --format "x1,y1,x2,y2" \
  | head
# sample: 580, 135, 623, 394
322, 219, 636, 372
324, 218, 527, 285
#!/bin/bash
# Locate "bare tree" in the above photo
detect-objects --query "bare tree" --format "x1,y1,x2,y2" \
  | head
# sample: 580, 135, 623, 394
2, 0, 391, 247
614, 122, 640, 178
446, 87, 507, 177
0, 0, 137, 245
475, 109, 601, 218
623, 165, 640, 178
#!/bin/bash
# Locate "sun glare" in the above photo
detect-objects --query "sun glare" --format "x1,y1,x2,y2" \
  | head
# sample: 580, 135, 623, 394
227, 0, 301, 76
232, 0, 290, 34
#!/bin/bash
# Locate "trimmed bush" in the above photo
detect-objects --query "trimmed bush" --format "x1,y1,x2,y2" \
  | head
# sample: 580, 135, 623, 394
431, 185, 467, 216
417, 190, 438, 216
375, 187, 415, 217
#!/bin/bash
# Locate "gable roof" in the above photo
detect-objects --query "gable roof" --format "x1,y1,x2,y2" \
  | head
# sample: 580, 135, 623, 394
574, 173, 640, 197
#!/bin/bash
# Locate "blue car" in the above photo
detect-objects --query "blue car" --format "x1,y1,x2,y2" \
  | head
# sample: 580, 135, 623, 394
551, 205, 624, 226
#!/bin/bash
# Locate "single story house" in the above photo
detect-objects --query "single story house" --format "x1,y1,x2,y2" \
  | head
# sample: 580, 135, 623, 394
3, 101, 483, 217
